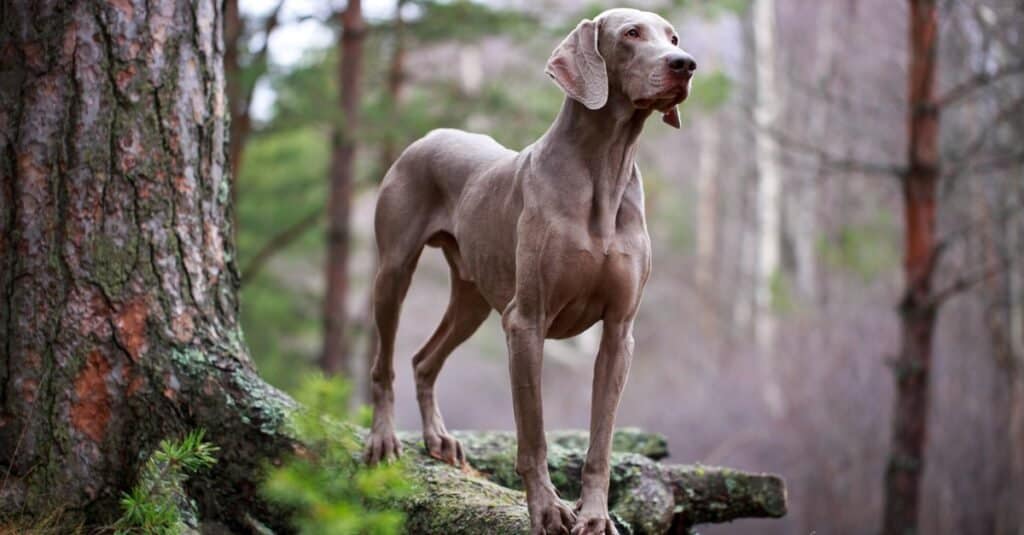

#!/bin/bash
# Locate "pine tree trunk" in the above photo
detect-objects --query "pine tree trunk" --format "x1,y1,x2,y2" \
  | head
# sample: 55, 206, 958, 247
881, 1, 940, 533
0, 0, 296, 528
322, 0, 366, 376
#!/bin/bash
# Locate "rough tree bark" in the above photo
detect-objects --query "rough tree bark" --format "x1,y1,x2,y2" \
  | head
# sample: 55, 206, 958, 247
881, 1, 941, 533
0, 1, 788, 533
0, 0, 296, 529
322, 0, 366, 376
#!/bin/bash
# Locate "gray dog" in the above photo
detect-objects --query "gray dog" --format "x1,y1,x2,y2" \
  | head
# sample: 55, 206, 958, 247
365, 8, 695, 534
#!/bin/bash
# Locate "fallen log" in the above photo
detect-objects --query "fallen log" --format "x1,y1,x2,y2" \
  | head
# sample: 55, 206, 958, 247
367, 428, 786, 534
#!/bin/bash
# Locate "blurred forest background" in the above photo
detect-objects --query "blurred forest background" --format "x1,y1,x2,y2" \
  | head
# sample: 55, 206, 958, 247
226, 0, 1024, 533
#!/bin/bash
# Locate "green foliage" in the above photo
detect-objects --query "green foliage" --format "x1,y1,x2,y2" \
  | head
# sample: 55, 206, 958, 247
406, 0, 538, 43
267, 48, 337, 132
236, 125, 328, 392
689, 70, 733, 111
113, 430, 219, 535
237, 126, 328, 259
670, 0, 750, 18
820, 215, 900, 282
263, 375, 411, 535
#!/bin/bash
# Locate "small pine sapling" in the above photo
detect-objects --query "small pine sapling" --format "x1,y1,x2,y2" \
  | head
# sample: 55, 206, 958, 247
113, 429, 219, 535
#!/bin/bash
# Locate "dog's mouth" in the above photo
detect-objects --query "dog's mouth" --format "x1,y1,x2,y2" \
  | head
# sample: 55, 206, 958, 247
633, 85, 690, 112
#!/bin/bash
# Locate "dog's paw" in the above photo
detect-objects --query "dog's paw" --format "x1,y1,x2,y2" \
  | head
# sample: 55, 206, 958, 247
364, 430, 402, 465
570, 514, 619, 535
570, 499, 619, 535
528, 491, 576, 535
424, 430, 466, 467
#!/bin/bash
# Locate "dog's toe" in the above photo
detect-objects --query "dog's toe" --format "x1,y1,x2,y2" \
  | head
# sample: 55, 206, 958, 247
365, 431, 402, 465
570, 514, 618, 535
425, 431, 465, 467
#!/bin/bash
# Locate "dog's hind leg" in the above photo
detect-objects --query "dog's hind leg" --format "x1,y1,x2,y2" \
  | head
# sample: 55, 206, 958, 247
412, 243, 490, 466
365, 177, 429, 464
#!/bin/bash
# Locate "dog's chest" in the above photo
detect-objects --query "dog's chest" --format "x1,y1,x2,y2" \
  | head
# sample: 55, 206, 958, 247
545, 227, 650, 338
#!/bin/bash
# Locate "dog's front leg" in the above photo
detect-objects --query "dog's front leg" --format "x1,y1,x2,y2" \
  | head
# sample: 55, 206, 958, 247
574, 319, 634, 535
503, 303, 576, 535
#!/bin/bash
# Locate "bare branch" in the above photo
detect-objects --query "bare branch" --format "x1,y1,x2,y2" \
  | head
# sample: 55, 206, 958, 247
936, 61, 1024, 108
764, 123, 906, 178
929, 260, 1007, 307
240, 209, 323, 286
941, 92, 1024, 181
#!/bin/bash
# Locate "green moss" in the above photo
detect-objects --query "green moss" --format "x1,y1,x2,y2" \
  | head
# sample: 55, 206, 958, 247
91, 233, 138, 296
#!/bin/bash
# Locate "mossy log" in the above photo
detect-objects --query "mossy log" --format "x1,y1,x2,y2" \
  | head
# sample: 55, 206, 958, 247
369, 428, 786, 534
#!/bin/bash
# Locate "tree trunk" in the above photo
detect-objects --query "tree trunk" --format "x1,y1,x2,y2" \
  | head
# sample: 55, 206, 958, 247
881, 1, 940, 533
0, 0, 296, 529
224, 0, 247, 195
224, 0, 281, 203
321, 0, 366, 376
752, 0, 785, 417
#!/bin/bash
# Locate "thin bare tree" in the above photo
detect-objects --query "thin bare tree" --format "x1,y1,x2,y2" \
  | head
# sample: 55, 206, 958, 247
322, 0, 366, 376
752, 0, 785, 416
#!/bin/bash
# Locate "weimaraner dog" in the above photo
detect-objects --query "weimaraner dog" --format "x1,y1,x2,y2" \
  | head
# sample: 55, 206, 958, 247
365, 8, 695, 534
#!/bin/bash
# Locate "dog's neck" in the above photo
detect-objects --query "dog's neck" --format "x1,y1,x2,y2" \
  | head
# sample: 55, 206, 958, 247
537, 93, 652, 238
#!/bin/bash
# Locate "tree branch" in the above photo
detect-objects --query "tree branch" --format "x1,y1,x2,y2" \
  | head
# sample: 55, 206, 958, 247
763, 123, 906, 178
935, 60, 1024, 108
240, 209, 323, 286
929, 260, 1008, 307
941, 92, 1024, 182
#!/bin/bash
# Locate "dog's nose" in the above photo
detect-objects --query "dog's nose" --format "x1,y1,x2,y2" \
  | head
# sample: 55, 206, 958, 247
668, 53, 697, 74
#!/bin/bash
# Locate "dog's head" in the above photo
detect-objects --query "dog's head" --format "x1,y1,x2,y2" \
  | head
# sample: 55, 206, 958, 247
545, 8, 696, 128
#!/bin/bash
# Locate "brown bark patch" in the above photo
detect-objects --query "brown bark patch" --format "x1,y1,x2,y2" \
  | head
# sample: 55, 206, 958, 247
24, 350, 42, 370
20, 378, 39, 403
71, 351, 112, 443
115, 298, 149, 361
126, 372, 145, 397
174, 174, 192, 194
115, 65, 136, 93
171, 310, 194, 343
22, 42, 45, 71
62, 21, 77, 58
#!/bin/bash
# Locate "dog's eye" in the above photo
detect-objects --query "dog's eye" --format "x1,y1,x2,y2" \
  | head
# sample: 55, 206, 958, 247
671, 36, 679, 46
626, 28, 640, 38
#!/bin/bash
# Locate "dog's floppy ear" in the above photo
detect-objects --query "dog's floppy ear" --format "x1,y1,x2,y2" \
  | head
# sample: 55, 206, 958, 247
545, 19, 608, 110
662, 106, 681, 129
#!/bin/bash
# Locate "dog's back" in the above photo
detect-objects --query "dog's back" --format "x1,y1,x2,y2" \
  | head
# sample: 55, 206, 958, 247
383, 128, 515, 206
